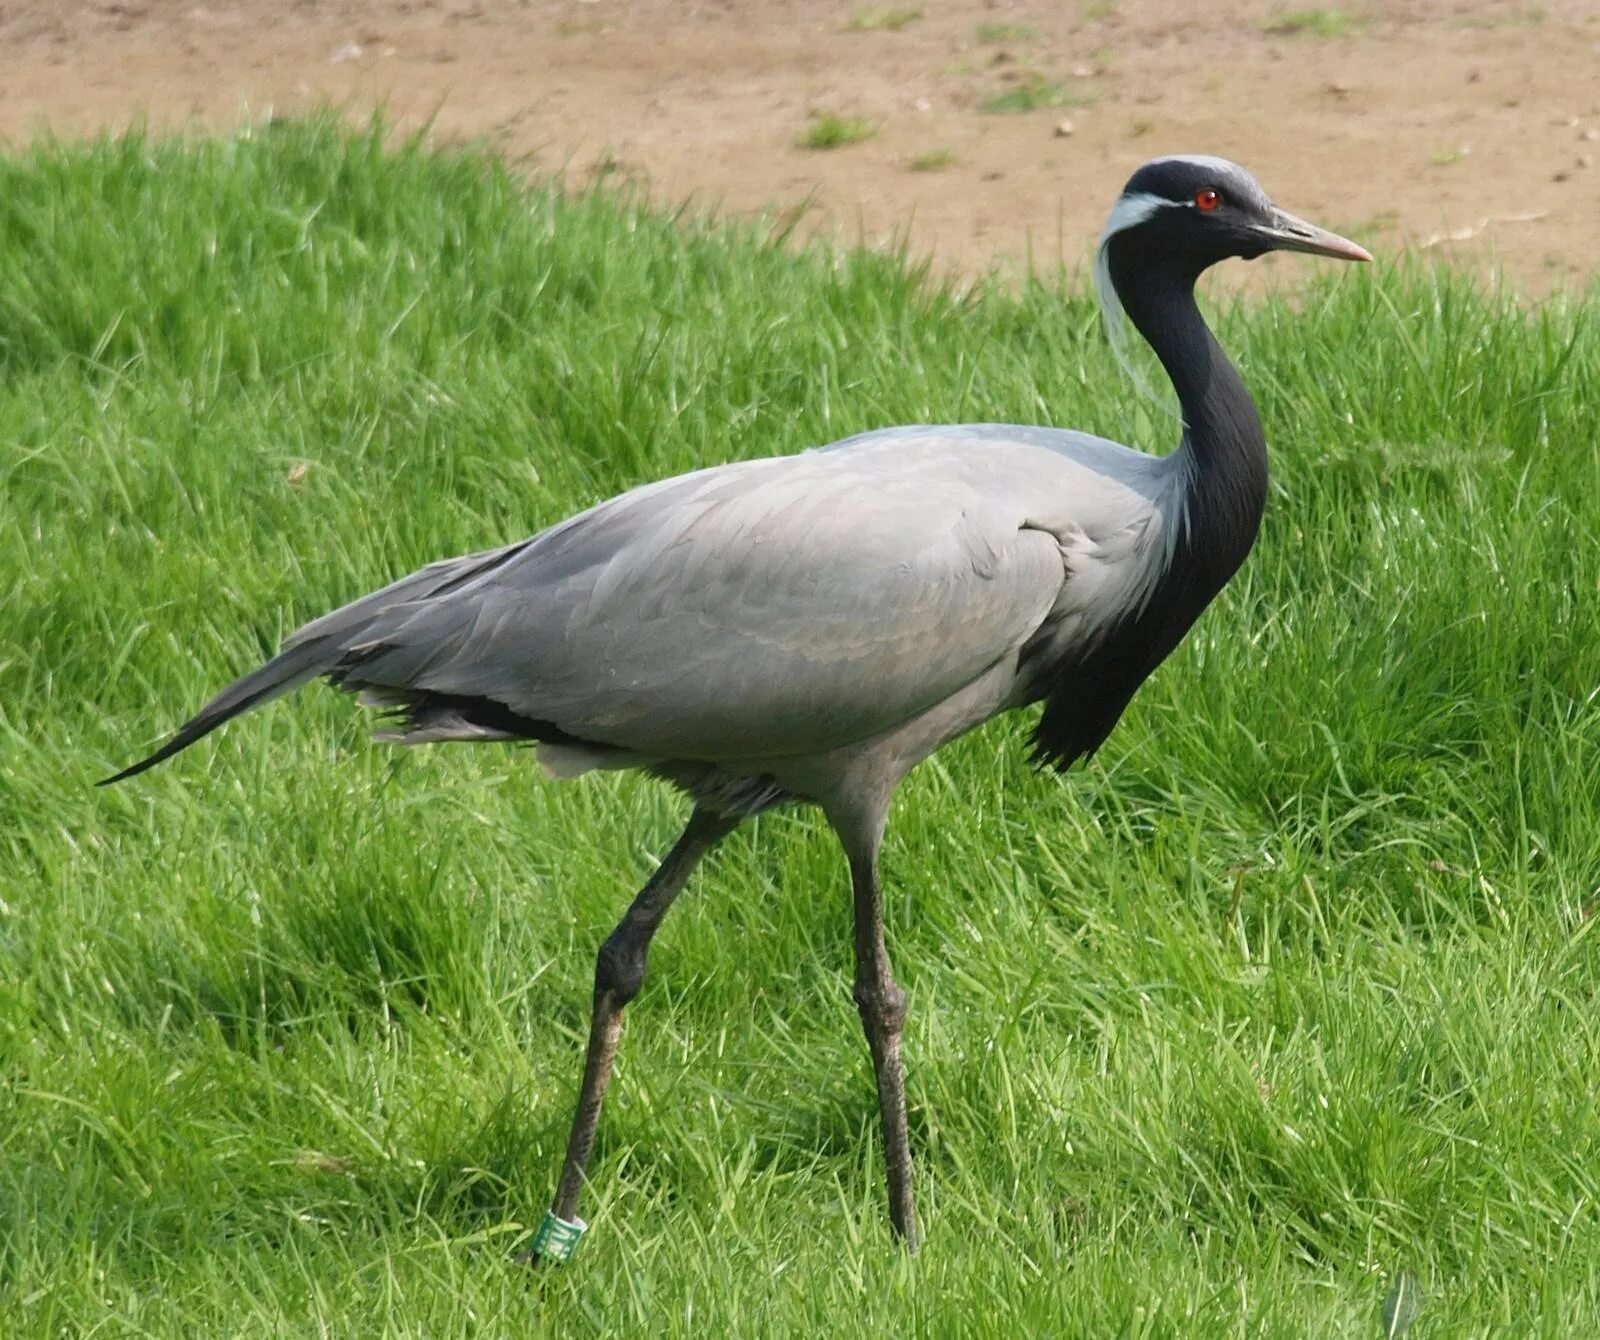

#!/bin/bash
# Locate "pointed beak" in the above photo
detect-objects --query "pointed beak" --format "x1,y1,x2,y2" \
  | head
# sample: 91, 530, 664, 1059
1256, 207, 1372, 263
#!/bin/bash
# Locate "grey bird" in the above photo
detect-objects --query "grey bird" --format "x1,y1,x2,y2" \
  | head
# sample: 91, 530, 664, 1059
104, 155, 1371, 1256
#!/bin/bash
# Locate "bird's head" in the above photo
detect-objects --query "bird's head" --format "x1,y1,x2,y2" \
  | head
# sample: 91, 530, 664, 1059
1098, 154, 1372, 277
1091, 155, 1371, 415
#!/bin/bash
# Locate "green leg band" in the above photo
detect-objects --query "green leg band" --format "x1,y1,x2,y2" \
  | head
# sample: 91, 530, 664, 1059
532, 1210, 588, 1264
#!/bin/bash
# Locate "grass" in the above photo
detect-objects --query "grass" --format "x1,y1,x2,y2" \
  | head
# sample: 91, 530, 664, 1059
1261, 6, 1366, 37
909, 147, 956, 172
842, 5, 923, 32
975, 20, 1037, 43
4, 116, 1600, 1336
797, 111, 877, 150
981, 73, 1085, 115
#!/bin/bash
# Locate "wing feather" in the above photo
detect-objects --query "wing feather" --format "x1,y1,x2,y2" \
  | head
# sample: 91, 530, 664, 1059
334, 440, 1096, 759
108, 426, 1182, 781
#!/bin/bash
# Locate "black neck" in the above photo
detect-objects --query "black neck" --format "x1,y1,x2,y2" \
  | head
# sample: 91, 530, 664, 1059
1023, 238, 1274, 772
1108, 240, 1268, 581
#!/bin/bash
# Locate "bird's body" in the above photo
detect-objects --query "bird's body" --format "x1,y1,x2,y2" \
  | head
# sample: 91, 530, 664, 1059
104, 155, 1370, 1258
166, 423, 1188, 816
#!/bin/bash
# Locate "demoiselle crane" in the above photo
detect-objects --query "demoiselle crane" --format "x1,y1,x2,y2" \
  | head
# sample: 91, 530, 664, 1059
104, 155, 1370, 1258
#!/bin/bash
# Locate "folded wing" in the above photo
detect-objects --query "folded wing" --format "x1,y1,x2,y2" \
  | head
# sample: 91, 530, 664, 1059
332, 446, 1070, 760
107, 428, 1181, 781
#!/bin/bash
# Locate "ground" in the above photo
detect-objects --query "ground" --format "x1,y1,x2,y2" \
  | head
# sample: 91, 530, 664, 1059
0, 0, 1595, 293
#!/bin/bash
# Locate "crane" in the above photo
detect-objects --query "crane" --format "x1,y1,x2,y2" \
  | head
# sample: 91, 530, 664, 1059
104, 154, 1370, 1259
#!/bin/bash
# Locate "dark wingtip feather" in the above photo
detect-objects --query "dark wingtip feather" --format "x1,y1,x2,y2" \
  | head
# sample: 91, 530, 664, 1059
96, 640, 330, 787
99, 721, 220, 785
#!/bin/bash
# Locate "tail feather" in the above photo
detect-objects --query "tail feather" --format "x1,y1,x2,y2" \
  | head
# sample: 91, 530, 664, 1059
98, 639, 332, 785
99, 539, 539, 786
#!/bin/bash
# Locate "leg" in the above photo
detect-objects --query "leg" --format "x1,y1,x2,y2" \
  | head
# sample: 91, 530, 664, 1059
544, 807, 737, 1245
846, 835, 919, 1251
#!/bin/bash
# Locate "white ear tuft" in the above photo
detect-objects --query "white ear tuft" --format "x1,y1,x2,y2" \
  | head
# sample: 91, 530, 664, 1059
1093, 192, 1184, 425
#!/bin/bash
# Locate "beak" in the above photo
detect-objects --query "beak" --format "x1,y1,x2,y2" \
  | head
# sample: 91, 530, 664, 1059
1256, 207, 1372, 263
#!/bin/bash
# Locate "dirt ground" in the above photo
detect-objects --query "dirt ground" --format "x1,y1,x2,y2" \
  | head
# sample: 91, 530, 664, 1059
0, 1, 1596, 293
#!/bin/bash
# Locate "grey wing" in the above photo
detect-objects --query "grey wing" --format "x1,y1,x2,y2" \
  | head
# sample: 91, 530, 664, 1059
333, 452, 1070, 761
106, 428, 1173, 783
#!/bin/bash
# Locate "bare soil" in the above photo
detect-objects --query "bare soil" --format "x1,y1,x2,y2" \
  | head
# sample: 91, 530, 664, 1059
1, 0, 1596, 292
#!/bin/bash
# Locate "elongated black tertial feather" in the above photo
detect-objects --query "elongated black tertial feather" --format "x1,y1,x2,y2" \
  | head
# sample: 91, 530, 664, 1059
99, 640, 333, 785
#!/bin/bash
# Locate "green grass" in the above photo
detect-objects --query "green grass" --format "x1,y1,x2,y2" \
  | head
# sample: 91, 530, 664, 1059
842, 5, 923, 32
908, 147, 957, 172
1261, 6, 1366, 37
797, 111, 878, 150
4, 116, 1600, 1336
975, 20, 1037, 43
981, 73, 1086, 115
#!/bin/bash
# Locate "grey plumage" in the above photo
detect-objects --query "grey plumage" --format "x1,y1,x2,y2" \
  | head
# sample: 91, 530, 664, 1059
104, 154, 1370, 1255
110, 425, 1184, 803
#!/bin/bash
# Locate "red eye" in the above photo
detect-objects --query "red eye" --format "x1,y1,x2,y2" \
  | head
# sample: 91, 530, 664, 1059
1196, 188, 1221, 212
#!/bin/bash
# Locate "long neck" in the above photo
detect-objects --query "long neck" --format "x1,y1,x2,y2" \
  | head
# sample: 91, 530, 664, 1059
1110, 246, 1268, 581
1025, 247, 1271, 771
